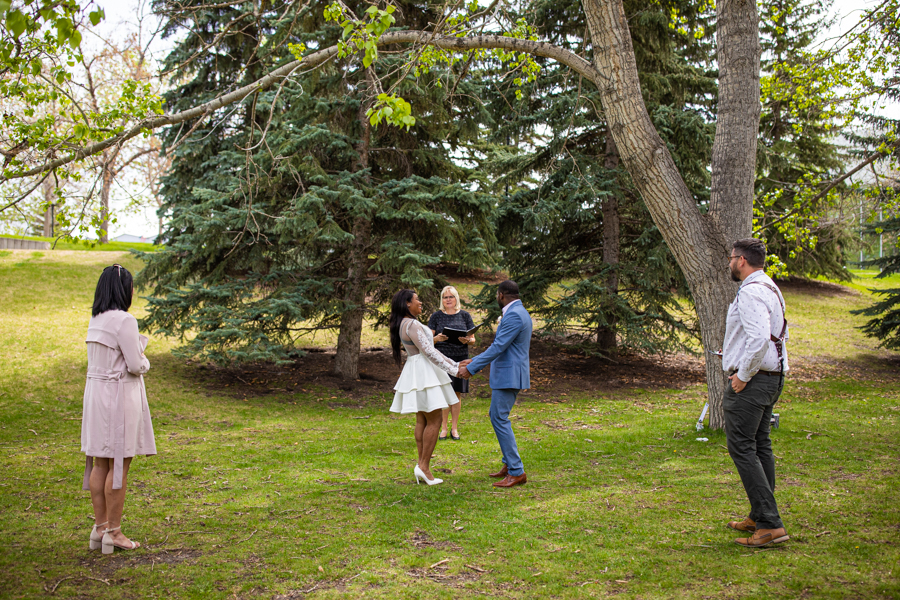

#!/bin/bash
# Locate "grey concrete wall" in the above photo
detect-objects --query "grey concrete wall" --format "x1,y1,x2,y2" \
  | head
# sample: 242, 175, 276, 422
0, 237, 52, 250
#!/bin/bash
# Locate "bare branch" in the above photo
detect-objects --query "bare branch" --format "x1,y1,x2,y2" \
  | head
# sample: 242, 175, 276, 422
753, 139, 900, 235
2, 31, 604, 182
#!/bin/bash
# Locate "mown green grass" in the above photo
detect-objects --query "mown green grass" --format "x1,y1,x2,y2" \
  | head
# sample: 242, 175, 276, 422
0, 250, 897, 599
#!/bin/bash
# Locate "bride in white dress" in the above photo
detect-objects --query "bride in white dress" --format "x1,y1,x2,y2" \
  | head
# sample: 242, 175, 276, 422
389, 289, 468, 486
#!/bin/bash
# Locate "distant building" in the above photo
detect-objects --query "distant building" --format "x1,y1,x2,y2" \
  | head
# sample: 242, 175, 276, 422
112, 234, 157, 244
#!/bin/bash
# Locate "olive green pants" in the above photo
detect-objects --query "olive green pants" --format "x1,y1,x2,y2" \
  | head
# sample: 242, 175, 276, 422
724, 373, 784, 530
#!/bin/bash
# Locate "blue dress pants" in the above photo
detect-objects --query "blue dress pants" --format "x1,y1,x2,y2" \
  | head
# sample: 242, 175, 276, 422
489, 388, 524, 476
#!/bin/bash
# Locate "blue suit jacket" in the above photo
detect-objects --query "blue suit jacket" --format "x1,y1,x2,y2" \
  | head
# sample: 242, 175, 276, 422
467, 300, 532, 390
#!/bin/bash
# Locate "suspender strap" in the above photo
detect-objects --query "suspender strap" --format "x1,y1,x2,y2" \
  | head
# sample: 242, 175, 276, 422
743, 281, 788, 373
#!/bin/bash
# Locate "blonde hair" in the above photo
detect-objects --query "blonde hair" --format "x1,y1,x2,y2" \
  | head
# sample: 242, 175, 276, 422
440, 285, 462, 313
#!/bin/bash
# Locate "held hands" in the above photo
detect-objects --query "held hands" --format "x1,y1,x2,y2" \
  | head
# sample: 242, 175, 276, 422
457, 359, 473, 379
463, 335, 476, 345
728, 373, 747, 393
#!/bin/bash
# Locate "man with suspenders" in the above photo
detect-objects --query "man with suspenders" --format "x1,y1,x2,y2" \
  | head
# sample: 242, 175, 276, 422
722, 238, 790, 547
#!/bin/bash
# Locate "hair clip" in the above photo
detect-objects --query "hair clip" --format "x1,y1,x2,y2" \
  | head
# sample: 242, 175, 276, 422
112, 264, 122, 277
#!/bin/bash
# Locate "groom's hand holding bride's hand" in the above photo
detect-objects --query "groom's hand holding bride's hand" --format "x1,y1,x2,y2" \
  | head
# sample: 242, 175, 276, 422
457, 359, 472, 379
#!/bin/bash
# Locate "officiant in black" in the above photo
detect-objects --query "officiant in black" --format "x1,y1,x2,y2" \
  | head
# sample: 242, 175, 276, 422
428, 285, 476, 441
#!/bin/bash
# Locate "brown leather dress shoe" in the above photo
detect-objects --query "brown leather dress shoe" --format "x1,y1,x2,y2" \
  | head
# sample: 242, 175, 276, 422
493, 473, 527, 488
489, 465, 509, 478
734, 527, 789, 547
727, 517, 757, 532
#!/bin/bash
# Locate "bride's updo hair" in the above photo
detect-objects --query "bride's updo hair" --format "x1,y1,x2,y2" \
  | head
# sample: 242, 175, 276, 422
389, 289, 416, 366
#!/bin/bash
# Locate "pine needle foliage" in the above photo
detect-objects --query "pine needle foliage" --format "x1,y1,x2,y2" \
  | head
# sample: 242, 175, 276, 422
469, 0, 715, 356
136, 0, 497, 369
853, 210, 900, 350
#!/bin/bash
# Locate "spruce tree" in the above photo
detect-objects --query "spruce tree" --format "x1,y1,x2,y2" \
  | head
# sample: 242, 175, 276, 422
853, 205, 900, 350
848, 0, 900, 350
470, 0, 716, 356
138, 0, 496, 378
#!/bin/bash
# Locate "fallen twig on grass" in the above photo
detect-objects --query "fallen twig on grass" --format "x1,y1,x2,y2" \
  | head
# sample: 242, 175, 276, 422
465, 564, 485, 573
238, 529, 257, 543
815, 530, 831, 538
48, 576, 110, 594
429, 558, 449, 569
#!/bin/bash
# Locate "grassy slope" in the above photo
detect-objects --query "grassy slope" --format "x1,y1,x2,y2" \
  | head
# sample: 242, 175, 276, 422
0, 250, 897, 599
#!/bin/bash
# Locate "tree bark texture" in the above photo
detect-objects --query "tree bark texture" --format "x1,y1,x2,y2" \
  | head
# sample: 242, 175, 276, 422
597, 133, 620, 352
99, 150, 113, 244
583, 0, 759, 428
41, 176, 54, 237
332, 215, 370, 380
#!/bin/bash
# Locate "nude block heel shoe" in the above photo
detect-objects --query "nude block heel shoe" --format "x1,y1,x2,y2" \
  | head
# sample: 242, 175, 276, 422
89, 521, 108, 551
101, 526, 139, 554
414, 464, 443, 486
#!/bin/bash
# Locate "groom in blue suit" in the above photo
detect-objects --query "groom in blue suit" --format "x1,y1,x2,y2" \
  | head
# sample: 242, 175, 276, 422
459, 280, 532, 488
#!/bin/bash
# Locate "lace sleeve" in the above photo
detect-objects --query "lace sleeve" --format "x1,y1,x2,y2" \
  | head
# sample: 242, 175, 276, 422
411, 321, 459, 376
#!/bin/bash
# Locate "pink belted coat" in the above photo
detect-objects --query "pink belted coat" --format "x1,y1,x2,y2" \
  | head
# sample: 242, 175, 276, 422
81, 310, 156, 490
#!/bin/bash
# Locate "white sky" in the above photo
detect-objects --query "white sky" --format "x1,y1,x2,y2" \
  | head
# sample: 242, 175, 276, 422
95, 0, 898, 239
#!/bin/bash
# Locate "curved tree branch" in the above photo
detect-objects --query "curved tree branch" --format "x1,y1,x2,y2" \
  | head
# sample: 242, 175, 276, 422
2, 31, 603, 183
752, 139, 900, 236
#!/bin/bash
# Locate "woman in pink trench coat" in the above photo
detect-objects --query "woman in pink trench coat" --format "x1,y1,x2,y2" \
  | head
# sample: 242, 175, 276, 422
82, 264, 156, 554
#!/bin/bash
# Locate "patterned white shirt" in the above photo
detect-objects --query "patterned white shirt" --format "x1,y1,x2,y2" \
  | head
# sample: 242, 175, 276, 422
722, 270, 789, 381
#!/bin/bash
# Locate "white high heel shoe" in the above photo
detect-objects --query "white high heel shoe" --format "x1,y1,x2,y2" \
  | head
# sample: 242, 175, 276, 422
101, 525, 139, 554
89, 521, 108, 551
414, 464, 443, 486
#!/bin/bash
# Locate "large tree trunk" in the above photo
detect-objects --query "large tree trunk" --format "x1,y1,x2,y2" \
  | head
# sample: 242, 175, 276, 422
333, 215, 371, 380
583, 0, 760, 428
597, 133, 620, 352
704, 0, 762, 427
333, 69, 374, 380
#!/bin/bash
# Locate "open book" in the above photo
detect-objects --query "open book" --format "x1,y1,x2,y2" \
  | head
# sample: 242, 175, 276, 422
440, 321, 487, 345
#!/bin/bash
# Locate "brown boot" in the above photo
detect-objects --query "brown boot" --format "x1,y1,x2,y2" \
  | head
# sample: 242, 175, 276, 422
727, 517, 756, 532
734, 527, 789, 547
493, 473, 527, 488
488, 465, 508, 478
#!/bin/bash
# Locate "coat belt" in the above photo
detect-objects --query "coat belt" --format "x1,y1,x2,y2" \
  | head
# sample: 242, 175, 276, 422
82, 370, 140, 491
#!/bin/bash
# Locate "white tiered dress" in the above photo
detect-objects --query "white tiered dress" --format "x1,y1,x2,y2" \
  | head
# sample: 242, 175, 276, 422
390, 318, 461, 414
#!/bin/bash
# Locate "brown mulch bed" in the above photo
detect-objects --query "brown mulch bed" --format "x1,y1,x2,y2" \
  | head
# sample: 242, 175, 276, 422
191, 334, 706, 403
185, 273, 895, 402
